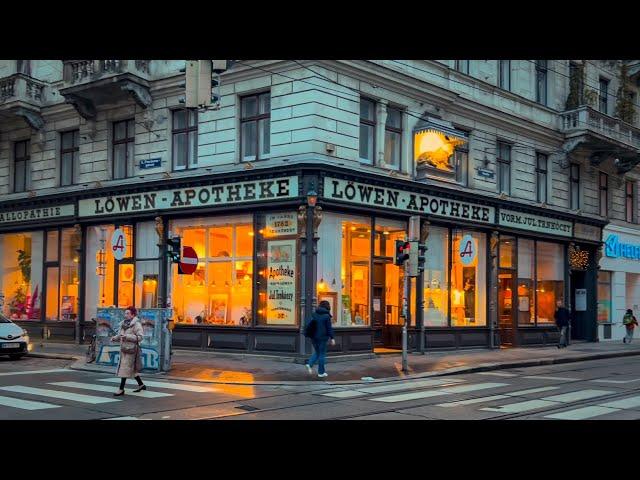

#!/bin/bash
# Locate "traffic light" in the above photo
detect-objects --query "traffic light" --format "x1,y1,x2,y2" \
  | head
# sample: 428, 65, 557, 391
166, 236, 181, 263
394, 240, 411, 266
407, 241, 428, 277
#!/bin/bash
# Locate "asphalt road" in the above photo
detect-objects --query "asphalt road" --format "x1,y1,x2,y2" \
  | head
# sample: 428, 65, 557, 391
2, 355, 640, 420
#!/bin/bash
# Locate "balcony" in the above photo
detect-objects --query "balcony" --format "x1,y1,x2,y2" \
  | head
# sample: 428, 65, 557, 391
559, 106, 640, 173
59, 60, 152, 119
0, 73, 46, 129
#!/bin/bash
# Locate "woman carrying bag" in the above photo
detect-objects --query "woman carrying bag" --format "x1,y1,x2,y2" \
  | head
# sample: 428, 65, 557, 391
623, 309, 639, 344
112, 306, 147, 396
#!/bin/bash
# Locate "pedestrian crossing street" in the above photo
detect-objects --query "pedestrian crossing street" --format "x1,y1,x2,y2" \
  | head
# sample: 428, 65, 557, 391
319, 373, 640, 420
0, 373, 218, 417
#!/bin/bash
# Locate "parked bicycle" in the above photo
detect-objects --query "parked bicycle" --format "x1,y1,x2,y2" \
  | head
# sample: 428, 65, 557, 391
84, 319, 97, 363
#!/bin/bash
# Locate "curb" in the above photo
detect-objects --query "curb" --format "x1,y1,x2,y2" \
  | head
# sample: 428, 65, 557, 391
31, 348, 640, 387
27, 353, 79, 361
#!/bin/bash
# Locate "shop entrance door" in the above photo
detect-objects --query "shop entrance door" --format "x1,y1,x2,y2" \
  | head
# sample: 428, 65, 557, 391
570, 270, 587, 340
498, 270, 517, 347
373, 259, 403, 349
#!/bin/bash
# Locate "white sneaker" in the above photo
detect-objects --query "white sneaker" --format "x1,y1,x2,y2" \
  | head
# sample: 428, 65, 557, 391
317, 373, 328, 378
305, 364, 313, 374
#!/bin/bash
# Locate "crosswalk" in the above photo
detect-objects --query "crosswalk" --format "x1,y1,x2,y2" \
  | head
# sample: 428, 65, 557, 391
0, 376, 219, 417
319, 375, 640, 420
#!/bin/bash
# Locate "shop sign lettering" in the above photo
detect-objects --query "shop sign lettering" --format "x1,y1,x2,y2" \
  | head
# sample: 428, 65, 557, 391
78, 177, 299, 217
265, 213, 297, 237
458, 234, 477, 266
498, 209, 573, 237
324, 178, 494, 224
266, 239, 297, 325
604, 234, 640, 260
0, 204, 75, 225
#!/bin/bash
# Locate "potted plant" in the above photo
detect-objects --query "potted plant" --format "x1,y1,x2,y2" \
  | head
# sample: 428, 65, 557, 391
17, 249, 31, 284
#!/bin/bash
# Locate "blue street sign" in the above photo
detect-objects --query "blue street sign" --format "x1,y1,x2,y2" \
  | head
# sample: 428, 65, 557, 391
140, 158, 162, 169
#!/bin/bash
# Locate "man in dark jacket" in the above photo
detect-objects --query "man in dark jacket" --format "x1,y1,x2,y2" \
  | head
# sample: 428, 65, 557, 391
305, 300, 335, 378
554, 300, 570, 349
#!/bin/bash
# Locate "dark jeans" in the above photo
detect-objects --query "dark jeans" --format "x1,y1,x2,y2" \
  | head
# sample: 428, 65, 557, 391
308, 339, 328, 375
558, 326, 568, 347
119, 376, 144, 390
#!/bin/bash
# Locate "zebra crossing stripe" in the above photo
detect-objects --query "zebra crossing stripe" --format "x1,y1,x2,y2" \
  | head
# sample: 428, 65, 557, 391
591, 378, 640, 384
49, 382, 174, 399
599, 395, 640, 410
320, 379, 464, 398
522, 376, 579, 381
97, 378, 216, 393
541, 390, 614, 403
436, 395, 511, 407
0, 369, 71, 377
370, 383, 508, 403
0, 395, 61, 411
544, 406, 619, 420
481, 399, 558, 413
477, 372, 517, 377
0, 386, 120, 404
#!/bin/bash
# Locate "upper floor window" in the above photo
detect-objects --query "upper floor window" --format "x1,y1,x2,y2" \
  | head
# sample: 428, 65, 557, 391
14, 140, 30, 193
455, 60, 469, 74
240, 92, 270, 162
172, 109, 198, 170
384, 106, 402, 170
112, 119, 135, 179
570, 163, 580, 210
60, 130, 79, 187
626, 180, 635, 223
536, 152, 548, 203
498, 60, 511, 90
535, 60, 548, 105
569, 62, 584, 103
454, 140, 469, 186
359, 97, 376, 163
599, 77, 609, 114
599, 172, 608, 217
497, 141, 511, 195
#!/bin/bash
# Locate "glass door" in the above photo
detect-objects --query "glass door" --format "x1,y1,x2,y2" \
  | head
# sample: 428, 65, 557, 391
498, 270, 516, 346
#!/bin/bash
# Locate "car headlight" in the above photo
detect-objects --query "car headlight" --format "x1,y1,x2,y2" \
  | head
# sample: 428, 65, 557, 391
22, 330, 29, 342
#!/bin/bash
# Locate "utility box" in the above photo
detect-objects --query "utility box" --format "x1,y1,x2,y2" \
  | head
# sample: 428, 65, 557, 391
94, 307, 173, 372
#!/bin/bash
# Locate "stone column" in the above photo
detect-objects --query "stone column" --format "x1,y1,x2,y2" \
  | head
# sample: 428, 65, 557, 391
376, 100, 388, 167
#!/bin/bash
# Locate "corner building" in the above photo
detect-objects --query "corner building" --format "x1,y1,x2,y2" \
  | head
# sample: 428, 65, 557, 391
1, 59, 638, 355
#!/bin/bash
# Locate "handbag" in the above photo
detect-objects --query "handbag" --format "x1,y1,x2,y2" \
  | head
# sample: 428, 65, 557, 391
121, 340, 138, 354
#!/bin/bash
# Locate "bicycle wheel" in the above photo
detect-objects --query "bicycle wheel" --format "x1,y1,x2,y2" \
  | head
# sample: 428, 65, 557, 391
86, 342, 96, 363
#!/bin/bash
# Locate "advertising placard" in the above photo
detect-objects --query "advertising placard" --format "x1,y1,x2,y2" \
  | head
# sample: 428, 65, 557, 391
266, 239, 297, 325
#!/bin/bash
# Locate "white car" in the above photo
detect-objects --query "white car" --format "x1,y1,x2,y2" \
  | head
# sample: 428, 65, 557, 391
0, 314, 30, 359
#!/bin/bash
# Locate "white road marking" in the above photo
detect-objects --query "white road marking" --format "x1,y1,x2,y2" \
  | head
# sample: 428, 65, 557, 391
505, 386, 560, 396
370, 383, 508, 403
321, 390, 368, 399
542, 389, 614, 403
522, 376, 579, 381
0, 368, 72, 377
477, 372, 517, 377
599, 396, 640, 410
104, 416, 140, 420
481, 399, 558, 413
0, 386, 120, 404
356, 378, 464, 394
544, 406, 619, 420
49, 382, 174, 399
97, 378, 215, 393
436, 395, 510, 407
590, 378, 640, 384
0, 395, 61, 411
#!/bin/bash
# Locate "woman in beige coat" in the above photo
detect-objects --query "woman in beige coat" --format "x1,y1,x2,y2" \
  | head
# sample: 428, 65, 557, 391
112, 306, 146, 396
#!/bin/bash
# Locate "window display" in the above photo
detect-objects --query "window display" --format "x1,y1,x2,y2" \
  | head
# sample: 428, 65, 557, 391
0, 232, 43, 321
517, 239, 535, 325
374, 219, 405, 327
451, 230, 486, 326
171, 216, 253, 326
423, 226, 449, 327
597, 271, 612, 324
536, 241, 564, 324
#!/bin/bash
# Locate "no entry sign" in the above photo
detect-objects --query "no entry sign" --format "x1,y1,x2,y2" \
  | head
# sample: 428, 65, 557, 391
179, 246, 198, 275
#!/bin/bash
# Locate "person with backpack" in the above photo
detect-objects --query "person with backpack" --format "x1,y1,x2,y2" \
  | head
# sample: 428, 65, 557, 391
304, 300, 335, 378
622, 309, 639, 344
554, 300, 570, 349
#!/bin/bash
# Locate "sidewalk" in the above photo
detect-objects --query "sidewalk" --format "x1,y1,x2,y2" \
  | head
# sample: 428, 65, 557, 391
26, 340, 640, 386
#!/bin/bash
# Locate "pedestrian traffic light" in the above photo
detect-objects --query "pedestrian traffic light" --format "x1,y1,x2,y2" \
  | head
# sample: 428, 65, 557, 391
407, 241, 427, 277
417, 242, 427, 274
394, 240, 411, 266
166, 236, 181, 263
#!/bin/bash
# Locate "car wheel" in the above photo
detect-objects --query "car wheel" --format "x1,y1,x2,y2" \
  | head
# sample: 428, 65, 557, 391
9, 354, 24, 360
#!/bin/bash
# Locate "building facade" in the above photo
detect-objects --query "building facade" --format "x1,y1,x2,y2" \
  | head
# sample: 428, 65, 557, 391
0, 59, 638, 354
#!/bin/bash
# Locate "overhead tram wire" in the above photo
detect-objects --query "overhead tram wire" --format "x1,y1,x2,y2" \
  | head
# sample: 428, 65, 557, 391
235, 60, 553, 157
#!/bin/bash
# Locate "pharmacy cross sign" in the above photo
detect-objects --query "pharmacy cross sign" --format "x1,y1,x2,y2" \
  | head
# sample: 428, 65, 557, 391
179, 246, 198, 275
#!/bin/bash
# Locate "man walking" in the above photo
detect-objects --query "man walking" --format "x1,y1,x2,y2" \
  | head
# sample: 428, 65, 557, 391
554, 300, 570, 349
304, 300, 335, 379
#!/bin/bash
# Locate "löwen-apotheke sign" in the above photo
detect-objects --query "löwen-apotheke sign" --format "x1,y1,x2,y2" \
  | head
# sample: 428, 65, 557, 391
78, 176, 299, 217
324, 177, 495, 224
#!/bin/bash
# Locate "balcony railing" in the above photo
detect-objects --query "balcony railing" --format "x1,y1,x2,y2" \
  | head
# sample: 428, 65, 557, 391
560, 106, 640, 151
62, 60, 150, 85
0, 73, 46, 106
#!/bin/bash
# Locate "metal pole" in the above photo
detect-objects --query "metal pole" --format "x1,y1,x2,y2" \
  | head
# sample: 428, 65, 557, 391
402, 261, 409, 373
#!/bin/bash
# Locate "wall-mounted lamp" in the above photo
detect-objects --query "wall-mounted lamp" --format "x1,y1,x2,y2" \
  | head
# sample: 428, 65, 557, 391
307, 188, 318, 207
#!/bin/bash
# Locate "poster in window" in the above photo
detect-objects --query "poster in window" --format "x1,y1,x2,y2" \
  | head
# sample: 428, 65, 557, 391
575, 289, 587, 312
61, 296, 74, 318
267, 239, 297, 324
209, 294, 229, 324
265, 213, 297, 237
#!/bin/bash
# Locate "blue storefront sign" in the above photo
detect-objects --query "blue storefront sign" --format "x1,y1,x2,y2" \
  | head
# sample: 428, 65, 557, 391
140, 158, 162, 169
604, 234, 640, 260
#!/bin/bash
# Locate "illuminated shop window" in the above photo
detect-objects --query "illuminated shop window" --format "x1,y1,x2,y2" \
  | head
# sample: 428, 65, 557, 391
597, 271, 612, 324
536, 242, 564, 324
171, 216, 253, 326
423, 226, 449, 327
517, 239, 535, 326
451, 230, 486, 326
0, 232, 43, 321
414, 122, 468, 183
374, 219, 406, 327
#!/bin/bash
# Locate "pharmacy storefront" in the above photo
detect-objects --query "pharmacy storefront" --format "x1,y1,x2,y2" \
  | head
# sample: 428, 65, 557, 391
598, 225, 640, 341
0, 164, 605, 355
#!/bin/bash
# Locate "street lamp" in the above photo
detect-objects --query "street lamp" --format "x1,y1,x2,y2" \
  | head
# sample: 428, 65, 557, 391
307, 188, 318, 207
